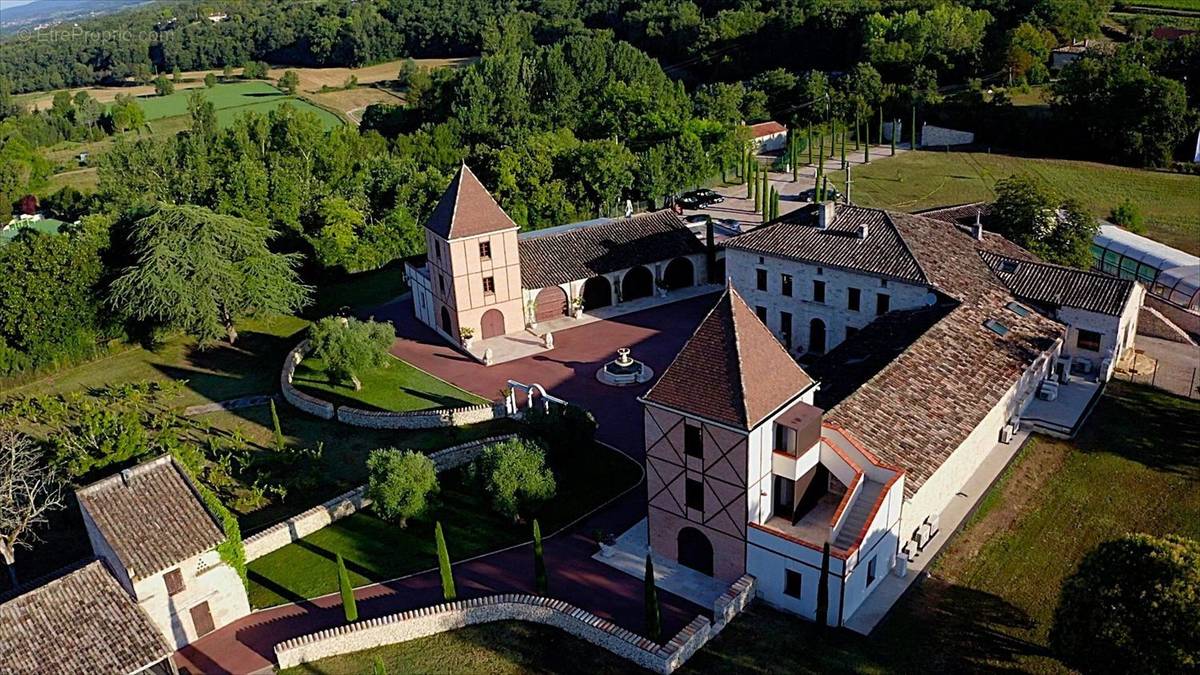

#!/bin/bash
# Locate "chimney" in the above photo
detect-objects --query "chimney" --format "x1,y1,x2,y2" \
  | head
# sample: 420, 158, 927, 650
972, 209, 984, 241
816, 202, 836, 230
857, 223, 869, 239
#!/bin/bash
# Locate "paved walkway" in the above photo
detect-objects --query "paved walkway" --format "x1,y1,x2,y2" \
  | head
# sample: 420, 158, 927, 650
175, 294, 722, 673
596, 518, 730, 609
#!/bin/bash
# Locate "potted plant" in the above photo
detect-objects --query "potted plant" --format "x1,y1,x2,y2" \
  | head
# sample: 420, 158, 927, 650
459, 326, 475, 348
570, 296, 584, 318
655, 277, 670, 298
525, 298, 538, 329
597, 531, 617, 558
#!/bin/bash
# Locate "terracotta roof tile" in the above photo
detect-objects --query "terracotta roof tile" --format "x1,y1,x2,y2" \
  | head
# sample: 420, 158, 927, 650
979, 251, 1135, 316
75, 456, 224, 581
748, 121, 786, 137
425, 164, 519, 240
644, 286, 813, 429
0, 560, 171, 674
518, 210, 705, 289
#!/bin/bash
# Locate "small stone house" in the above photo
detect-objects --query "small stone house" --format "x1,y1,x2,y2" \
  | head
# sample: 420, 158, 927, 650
75, 456, 250, 650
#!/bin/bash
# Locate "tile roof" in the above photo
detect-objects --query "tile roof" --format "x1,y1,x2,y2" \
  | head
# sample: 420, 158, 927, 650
723, 205, 929, 285
0, 560, 171, 674
76, 456, 224, 581
425, 164, 519, 240
980, 251, 1136, 316
518, 210, 705, 289
644, 286, 814, 429
748, 121, 787, 137
915, 201, 991, 227
822, 209, 1065, 497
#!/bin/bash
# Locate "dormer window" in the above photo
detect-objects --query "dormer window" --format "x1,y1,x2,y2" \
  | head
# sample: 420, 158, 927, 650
479, 241, 492, 259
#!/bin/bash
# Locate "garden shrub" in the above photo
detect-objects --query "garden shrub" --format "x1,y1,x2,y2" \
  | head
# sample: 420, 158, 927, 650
366, 448, 438, 527
1050, 533, 1200, 674
475, 437, 556, 522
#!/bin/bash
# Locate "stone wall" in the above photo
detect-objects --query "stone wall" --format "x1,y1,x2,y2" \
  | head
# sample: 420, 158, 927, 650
920, 124, 975, 148
1145, 294, 1200, 341
280, 340, 335, 420
280, 339, 506, 428
274, 576, 756, 673
243, 435, 516, 561
1137, 306, 1197, 345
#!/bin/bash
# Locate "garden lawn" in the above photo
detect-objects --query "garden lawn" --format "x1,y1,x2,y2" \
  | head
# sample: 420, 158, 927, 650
853, 151, 1200, 254
295, 383, 1200, 672
128, 81, 342, 129
246, 441, 641, 608
292, 355, 485, 412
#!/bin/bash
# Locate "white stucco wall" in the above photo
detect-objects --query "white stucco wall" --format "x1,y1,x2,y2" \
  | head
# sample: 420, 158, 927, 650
406, 261, 435, 329
1057, 283, 1144, 380
132, 551, 250, 650
725, 248, 929, 356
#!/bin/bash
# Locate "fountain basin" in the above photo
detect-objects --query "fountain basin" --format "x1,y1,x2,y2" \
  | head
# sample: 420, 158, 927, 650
596, 348, 654, 386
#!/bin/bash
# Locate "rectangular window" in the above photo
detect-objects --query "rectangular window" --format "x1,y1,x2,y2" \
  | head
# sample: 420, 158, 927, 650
780, 311, 792, 349
479, 241, 491, 259
781, 274, 793, 297
812, 280, 826, 304
482, 276, 495, 295
684, 424, 703, 458
756, 306, 768, 324
876, 293, 890, 316
756, 268, 768, 291
866, 557, 877, 586
784, 569, 803, 598
880, 278, 888, 288
774, 424, 796, 454
1077, 329, 1103, 352
685, 478, 704, 511
848, 287, 861, 312
164, 568, 185, 596
438, 275, 446, 293
435, 243, 442, 260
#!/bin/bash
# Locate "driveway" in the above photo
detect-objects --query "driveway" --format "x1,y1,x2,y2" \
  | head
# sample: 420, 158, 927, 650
175, 293, 721, 674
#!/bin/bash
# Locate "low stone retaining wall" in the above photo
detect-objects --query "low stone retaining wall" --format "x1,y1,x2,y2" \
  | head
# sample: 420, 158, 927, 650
280, 339, 505, 428
242, 435, 517, 561
281, 340, 335, 420
274, 575, 756, 673
1137, 306, 1196, 345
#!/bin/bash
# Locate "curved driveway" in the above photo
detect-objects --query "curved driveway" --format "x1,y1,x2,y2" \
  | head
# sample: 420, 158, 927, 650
175, 293, 720, 674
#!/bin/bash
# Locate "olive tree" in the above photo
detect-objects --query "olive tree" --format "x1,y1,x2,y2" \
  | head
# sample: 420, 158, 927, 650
476, 437, 556, 522
1050, 533, 1200, 674
308, 317, 394, 390
366, 449, 438, 527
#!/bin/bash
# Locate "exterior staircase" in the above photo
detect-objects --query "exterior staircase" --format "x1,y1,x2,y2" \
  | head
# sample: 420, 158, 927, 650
833, 479, 884, 550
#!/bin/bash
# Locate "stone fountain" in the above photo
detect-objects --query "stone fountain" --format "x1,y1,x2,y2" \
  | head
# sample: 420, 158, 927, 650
596, 347, 654, 386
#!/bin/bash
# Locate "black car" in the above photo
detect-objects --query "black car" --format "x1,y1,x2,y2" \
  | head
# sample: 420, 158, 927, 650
676, 189, 725, 208
691, 188, 725, 205
798, 186, 841, 203
675, 193, 703, 209
684, 214, 711, 225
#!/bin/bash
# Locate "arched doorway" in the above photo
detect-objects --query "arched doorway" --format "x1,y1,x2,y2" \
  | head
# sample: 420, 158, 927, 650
534, 286, 568, 323
678, 527, 714, 576
480, 309, 505, 339
663, 258, 695, 290
440, 307, 453, 336
622, 265, 653, 301
809, 318, 826, 355
582, 276, 612, 311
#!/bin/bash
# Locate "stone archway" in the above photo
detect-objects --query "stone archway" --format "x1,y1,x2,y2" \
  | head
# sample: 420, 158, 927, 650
622, 265, 653, 301
582, 276, 613, 311
809, 318, 826, 355
677, 526, 714, 576
481, 308, 505, 339
534, 286, 568, 322
663, 257, 695, 290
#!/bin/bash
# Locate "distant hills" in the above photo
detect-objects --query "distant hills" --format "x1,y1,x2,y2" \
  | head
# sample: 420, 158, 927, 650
1, 0, 151, 35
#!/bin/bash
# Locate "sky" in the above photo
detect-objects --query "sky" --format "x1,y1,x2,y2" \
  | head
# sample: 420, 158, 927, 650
0, 0, 37, 9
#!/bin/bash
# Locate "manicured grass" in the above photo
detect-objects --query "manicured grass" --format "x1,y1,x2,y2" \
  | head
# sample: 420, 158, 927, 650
292, 355, 486, 412
128, 81, 342, 129
247, 441, 641, 608
1121, 0, 1200, 10
279, 621, 633, 675
854, 150, 1200, 254
307, 383, 1199, 672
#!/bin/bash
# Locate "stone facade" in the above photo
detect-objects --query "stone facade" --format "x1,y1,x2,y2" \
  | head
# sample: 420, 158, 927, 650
243, 435, 517, 561
274, 576, 756, 673
131, 550, 250, 650
725, 248, 929, 356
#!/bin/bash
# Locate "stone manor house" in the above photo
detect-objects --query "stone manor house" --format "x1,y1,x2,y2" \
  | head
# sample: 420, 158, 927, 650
405, 168, 1143, 628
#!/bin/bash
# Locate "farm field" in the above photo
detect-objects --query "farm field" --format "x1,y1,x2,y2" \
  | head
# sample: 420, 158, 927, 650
130, 81, 342, 129
1120, 0, 1200, 10
853, 150, 1200, 254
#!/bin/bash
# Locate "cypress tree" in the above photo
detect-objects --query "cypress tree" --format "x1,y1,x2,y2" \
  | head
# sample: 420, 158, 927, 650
270, 399, 284, 451
753, 170, 761, 212
807, 124, 813, 165
533, 519, 547, 595
864, 121, 870, 163
840, 124, 847, 170
891, 119, 897, 156
854, 114, 861, 151
372, 656, 388, 675
719, 156, 726, 184
747, 160, 754, 199
644, 554, 661, 641
911, 105, 918, 150
816, 542, 830, 628
878, 107, 884, 148
435, 521, 456, 600
792, 137, 799, 182
337, 553, 358, 623
762, 170, 769, 211
816, 133, 825, 201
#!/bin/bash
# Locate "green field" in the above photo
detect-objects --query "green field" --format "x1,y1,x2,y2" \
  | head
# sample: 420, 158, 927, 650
1119, 0, 1200, 10
293, 355, 486, 412
131, 81, 342, 129
247, 442, 642, 608
854, 151, 1200, 254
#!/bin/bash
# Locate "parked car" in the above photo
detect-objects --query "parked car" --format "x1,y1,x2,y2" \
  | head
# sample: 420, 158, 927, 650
798, 187, 842, 203
684, 214, 711, 225
691, 188, 725, 205
714, 217, 742, 233
676, 189, 725, 209
674, 193, 703, 209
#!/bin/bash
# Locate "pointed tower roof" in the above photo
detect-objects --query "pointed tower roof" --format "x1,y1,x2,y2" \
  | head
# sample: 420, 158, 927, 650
644, 286, 814, 430
425, 163, 519, 240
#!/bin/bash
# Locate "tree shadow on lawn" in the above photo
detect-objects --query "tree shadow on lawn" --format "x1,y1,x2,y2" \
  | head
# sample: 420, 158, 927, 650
150, 328, 300, 403
1073, 382, 1200, 479
246, 568, 319, 608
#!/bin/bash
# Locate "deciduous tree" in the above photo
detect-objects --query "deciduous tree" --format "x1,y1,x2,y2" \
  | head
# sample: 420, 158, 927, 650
0, 431, 64, 588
